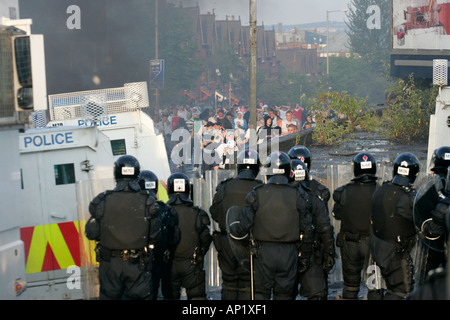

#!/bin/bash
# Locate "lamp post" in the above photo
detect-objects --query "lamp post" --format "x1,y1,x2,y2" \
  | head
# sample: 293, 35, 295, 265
249, 0, 257, 130
326, 9, 347, 75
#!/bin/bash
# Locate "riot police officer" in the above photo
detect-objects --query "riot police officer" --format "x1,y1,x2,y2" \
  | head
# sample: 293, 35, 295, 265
288, 145, 331, 207
138, 170, 180, 300
167, 172, 212, 299
419, 146, 450, 272
290, 159, 335, 300
332, 152, 378, 299
370, 152, 420, 299
409, 164, 450, 300
85, 155, 161, 300
229, 151, 314, 300
210, 149, 263, 300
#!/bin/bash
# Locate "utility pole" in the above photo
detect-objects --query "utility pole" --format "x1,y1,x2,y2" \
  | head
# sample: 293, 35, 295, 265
249, 0, 257, 130
155, 0, 159, 113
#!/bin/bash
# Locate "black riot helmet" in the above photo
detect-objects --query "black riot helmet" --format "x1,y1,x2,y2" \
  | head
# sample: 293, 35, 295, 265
263, 151, 291, 179
237, 149, 260, 177
167, 172, 190, 195
138, 170, 158, 193
353, 152, 377, 178
392, 152, 420, 187
430, 146, 450, 176
290, 159, 309, 182
288, 145, 312, 169
113, 155, 140, 181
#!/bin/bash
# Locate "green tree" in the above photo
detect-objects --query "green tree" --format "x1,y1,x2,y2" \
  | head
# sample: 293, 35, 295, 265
346, 0, 391, 63
158, 4, 205, 104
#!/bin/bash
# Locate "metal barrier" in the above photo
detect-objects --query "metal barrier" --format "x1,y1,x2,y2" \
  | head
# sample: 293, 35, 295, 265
192, 169, 235, 291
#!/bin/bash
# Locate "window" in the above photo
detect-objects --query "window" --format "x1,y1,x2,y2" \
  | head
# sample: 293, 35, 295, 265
111, 139, 126, 156
54, 163, 75, 185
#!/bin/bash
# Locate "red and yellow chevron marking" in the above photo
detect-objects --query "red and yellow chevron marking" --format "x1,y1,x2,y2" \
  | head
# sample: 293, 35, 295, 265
20, 221, 82, 274
19, 184, 169, 274
158, 180, 169, 202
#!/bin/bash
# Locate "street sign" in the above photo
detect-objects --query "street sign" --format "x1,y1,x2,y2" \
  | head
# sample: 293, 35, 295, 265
149, 59, 164, 89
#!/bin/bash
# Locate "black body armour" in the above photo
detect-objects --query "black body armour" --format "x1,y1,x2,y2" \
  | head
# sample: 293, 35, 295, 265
101, 191, 150, 250
306, 179, 330, 202
213, 178, 262, 230
371, 183, 416, 243
252, 184, 301, 243
338, 183, 377, 234
172, 204, 201, 259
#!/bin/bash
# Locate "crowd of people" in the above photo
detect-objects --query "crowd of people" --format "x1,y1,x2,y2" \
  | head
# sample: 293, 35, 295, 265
150, 103, 316, 173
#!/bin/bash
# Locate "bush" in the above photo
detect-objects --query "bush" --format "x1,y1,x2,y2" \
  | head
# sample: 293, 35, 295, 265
382, 75, 437, 144
309, 91, 381, 145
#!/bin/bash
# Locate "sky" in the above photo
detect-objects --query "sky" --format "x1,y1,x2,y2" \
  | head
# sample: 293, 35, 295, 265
168, 0, 352, 25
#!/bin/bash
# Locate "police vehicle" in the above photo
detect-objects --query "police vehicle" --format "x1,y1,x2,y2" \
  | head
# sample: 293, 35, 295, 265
18, 82, 171, 299
1, 10, 170, 299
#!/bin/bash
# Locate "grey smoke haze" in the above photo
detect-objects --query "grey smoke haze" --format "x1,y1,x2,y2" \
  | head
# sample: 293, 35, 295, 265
17, 0, 351, 96
168, 0, 351, 25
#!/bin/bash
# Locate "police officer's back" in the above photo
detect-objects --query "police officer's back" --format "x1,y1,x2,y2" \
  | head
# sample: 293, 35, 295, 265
370, 152, 420, 299
210, 149, 262, 300
418, 147, 450, 273
230, 151, 314, 300
138, 170, 180, 300
167, 173, 212, 299
332, 152, 378, 299
85, 155, 161, 300
410, 161, 449, 300
290, 159, 335, 300
420, 147, 450, 241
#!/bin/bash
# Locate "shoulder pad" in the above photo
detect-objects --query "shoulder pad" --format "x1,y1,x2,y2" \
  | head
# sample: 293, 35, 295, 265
332, 186, 345, 202
316, 183, 331, 202
245, 189, 257, 205
90, 191, 108, 207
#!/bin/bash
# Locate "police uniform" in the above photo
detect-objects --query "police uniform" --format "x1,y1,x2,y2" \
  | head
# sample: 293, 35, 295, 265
370, 152, 420, 299
138, 170, 181, 300
167, 173, 212, 300
151, 202, 180, 299
230, 151, 314, 300
331, 152, 378, 299
210, 149, 262, 300
419, 147, 450, 273
290, 160, 335, 300
85, 156, 161, 300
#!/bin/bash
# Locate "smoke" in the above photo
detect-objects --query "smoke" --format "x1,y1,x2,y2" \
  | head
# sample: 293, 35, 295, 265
19, 0, 155, 95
